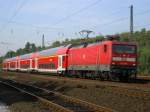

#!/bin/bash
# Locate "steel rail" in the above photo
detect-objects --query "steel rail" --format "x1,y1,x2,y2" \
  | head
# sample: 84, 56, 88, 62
1, 71, 150, 101
0, 81, 73, 112
0, 78, 116, 112
26, 83, 116, 112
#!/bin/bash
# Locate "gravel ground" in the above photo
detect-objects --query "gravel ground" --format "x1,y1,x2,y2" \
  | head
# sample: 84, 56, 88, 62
0, 82, 50, 112
0, 72, 150, 112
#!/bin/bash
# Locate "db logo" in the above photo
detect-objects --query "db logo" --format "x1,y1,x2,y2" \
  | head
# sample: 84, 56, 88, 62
82, 54, 86, 59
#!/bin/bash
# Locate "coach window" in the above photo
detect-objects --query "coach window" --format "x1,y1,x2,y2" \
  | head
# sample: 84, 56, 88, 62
50, 63, 55, 69
104, 44, 107, 53
62, 56, 65, 62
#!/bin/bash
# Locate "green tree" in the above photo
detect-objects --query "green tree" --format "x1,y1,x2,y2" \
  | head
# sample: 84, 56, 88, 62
31, 43, 36, 52
0, 56, 4, 63
24, 42, 31, 53
52, 41, 61, 47
5, 50, 16, 58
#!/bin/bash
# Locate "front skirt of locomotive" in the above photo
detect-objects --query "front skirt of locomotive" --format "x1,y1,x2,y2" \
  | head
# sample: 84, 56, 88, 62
111, 65, 137, 76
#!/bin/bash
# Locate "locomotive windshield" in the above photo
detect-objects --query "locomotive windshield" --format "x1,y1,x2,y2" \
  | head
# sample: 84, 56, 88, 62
113, 45, 136, 54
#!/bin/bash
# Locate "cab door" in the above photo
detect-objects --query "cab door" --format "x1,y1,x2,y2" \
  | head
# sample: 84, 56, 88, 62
58, 55, 63, 71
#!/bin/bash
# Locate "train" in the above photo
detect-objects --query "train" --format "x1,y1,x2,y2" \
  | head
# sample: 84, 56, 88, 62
2, 40, 137, 81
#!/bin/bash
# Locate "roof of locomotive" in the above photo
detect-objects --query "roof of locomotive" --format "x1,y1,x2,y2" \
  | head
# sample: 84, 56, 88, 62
69, 42, 101, 49
112, 41, 137, 45
69, 41, 107, 49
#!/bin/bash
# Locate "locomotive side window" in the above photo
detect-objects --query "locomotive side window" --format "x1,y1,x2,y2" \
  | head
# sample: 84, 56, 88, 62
104, 44, 107, 52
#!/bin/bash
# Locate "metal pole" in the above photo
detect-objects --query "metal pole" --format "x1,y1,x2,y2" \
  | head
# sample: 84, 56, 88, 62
130, 5, 133, 35
42, 34, 45, 48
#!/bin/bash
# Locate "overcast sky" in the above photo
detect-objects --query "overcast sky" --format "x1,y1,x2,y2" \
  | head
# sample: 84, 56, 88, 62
0, 0, 150, 56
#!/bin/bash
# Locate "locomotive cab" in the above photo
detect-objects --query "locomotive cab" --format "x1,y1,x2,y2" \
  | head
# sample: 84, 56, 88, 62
111, 42, 137, 80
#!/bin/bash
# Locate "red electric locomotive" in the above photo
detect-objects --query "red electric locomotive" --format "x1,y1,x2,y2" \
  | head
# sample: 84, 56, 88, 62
67, 41, 137, 80
2, 40, 137, 81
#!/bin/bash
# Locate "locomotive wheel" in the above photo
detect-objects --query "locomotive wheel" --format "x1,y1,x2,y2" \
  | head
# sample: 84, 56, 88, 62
100, 72, 110, 80
91, 73, 96, 80
98, 75, 104, 80
108, 72, 118, 81
119, 75, 129, 82
99, 72, 105, 81
96, 72, 104, 80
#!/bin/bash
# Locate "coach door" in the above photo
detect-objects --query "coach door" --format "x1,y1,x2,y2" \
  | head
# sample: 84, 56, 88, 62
58, 55, 63, 70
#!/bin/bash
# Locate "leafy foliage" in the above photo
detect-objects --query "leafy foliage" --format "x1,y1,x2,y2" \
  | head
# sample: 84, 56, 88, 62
4, 42, 39, 58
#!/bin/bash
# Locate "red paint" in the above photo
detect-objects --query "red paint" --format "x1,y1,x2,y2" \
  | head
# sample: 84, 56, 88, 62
38, 56, 58, 69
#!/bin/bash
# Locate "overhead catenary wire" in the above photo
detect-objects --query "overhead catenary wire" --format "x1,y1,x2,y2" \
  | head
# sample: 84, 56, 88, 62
9, 20, 63, 31
0, 0, 29, 32
0, 1, 150, 38
51, 0, 102, 26
0, 19, 63, 36
0, 42, 13, 45
0, 0, 103, 35
1, 2, 150, 34
134, 9, 150, 17
134, 23, 150, 30
15, 7, 150, 34
10, 3, 127, 32
89, 8, 150, 30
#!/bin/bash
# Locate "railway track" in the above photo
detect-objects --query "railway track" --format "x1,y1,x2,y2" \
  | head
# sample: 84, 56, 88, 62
0, 78, 115, 112
1, 72, 150, 100
3, 71, 150, 88
101, 86, 150, 100
26, 74, 150, 101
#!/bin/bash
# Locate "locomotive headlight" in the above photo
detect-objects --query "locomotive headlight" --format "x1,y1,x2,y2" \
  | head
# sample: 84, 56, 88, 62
112, 62, 116, 65
112, 57, 136, 62
132, 64, 136, 66
127, 58, 136, 62
112, 57, 122, 61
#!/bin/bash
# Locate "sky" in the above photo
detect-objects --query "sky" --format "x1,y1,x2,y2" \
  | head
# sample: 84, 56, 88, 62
0, 0, 150, 56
